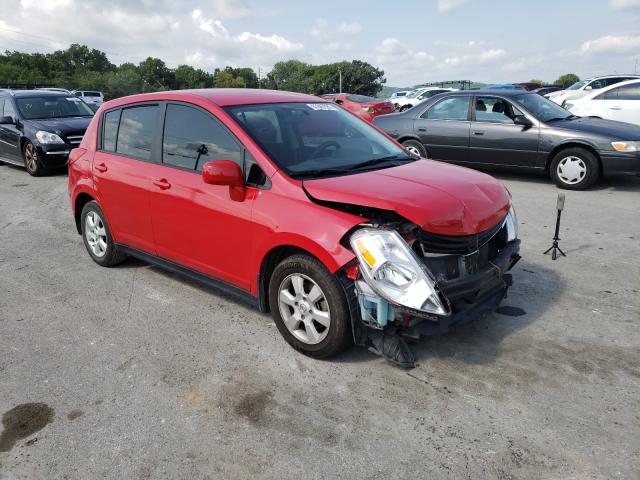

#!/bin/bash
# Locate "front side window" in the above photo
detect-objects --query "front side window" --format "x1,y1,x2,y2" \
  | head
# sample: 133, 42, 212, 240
15, 96, 94, 120
1, 97, 16, 118
116, 105, 159, 161
424, 96, 470, 121
474, 96, 522, 123
567, 80, 588, 90
225, 102, 411, 178
615, 84, 640, 100
162, 104, 242, 170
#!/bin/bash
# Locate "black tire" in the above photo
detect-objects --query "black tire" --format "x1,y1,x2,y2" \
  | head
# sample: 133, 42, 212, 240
549, 147, 600, 190
23, 141, 46, 177
268, 254, 352, 358
402, 139, 427, 158
80, 201, 127, 267
400, 105, 412, 112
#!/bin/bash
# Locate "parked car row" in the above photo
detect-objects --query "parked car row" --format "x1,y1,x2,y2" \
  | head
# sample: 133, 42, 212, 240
373, 89, 640, 190
36, 87, 105, 106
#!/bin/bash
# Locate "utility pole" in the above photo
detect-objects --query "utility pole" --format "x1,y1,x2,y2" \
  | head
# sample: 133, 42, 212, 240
339, 69, 342, 94
258, 67, 261, 88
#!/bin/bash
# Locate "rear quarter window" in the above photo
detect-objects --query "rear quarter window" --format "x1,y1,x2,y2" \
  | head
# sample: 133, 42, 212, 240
102, 110, 121, 152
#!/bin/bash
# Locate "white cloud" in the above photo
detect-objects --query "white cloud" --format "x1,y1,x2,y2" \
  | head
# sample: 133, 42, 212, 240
337, 22, 362, 35
437, 0, 469, 13
608, 0, 640, 9
580, 34, 640, 54
444, 48, 506, 66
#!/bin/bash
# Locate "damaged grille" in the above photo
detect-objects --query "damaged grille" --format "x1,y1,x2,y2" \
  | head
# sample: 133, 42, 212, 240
413, 218, 508, 281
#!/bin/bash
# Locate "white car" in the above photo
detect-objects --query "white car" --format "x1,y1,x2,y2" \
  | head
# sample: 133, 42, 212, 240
546, 75, 640, 106
73, 90, 104, 106
387, 90, 411, 102
565, 79, 640, 126
393, 87, 456, 111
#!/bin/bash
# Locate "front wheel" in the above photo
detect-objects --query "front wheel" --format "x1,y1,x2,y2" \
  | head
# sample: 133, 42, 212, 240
550, 148, 600, 190
268, 254, 352, 358
23, 141, 46, 176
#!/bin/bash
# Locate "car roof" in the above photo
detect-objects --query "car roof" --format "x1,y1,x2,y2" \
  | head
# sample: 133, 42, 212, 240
3, 90, 73, 98
584, 74, 640, 81
438, 89, 530, 97
107, 89, 323, 108
584, 78, 640, 95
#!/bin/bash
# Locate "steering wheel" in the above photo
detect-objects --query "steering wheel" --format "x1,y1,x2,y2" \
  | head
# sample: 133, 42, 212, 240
309, 141, 341, 159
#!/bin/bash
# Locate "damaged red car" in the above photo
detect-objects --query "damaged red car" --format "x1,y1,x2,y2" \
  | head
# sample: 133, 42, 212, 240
68, 89, 520, 367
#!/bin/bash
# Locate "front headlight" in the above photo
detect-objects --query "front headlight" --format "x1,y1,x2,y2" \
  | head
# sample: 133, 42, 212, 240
350, 228, 448, 315
505, 205, 518, 242
611, 141, 639, 153
36, 131, 65, 144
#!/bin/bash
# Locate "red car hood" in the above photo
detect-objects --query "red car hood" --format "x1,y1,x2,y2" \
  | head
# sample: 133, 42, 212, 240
303, 160, 511, 236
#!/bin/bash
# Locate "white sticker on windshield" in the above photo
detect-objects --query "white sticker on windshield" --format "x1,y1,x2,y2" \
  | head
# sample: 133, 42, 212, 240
307, 103, 338, 111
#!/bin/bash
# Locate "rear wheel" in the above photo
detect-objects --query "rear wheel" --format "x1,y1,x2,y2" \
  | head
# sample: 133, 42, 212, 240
268, 254, 351, 358
400, 105, 412, 112
550, 148, 600, 190
402, 139, 427, 158
23, 141, 46, 176
80, 201, 127, 267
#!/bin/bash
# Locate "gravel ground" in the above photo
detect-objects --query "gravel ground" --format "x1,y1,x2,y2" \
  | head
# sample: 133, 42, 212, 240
0, 162, 639, 480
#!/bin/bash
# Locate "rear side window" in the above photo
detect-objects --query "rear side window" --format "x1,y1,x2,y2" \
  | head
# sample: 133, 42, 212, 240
424, 96, 470, 120
102, 110, 120, 152
162, 104, 242, 171
116, 105, 159, 161
2, 97, 17, 118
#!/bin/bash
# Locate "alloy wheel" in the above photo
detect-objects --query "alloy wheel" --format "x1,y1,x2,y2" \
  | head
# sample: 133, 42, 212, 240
557, 155, 587, 185
277, 273, 331, 345
405, 145, 422, 157
85, 211, 108, 258
24, 143, 38, 173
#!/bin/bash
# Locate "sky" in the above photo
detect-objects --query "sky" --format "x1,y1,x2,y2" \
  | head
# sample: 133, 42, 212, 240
1, 0, 639, 87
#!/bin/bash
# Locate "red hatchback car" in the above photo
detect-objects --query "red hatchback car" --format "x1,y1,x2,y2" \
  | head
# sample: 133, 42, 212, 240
321, 93, 395, 122
68, 89, 520, 367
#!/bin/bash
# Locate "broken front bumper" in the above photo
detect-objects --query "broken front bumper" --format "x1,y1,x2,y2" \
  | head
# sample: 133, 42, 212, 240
350, 239, 521, 340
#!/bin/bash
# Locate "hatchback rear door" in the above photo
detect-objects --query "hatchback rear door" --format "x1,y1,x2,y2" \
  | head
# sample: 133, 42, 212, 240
413, 95, 471, 162
146, 102, 255, 291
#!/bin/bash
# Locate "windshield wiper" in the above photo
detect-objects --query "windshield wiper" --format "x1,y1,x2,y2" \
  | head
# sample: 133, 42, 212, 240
289, 155, 414, 179
545, 116, 570, 122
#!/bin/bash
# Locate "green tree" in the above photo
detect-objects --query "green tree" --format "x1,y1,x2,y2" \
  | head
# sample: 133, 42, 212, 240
554, 73, 580, 87
263, 60, 314, 92
174, 65, 213, 89
530, 79, 544, 85
213, 70, 245, 88
138, 57, 174, 92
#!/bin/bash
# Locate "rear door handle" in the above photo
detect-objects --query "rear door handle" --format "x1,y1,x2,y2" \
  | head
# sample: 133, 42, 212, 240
418, 127, 427, 132
610, 106, 622, 110
95, 162, 108, 173
152, 178, 171, 190
473, 131, 484, 136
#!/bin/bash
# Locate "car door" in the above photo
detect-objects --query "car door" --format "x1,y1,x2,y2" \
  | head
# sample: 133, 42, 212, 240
146, 102, 255, 291
92, 104, 159, 254
0, 96, 22, 161
413, 95, 471, 162
602, 84, 640, 125
468, 95, 539, 167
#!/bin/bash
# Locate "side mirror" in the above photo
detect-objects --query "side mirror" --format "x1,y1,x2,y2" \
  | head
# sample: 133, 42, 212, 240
513, 115, 533, 127
202, 160, 246, 201
584, 86, 592, 91
0, 115, 14, 124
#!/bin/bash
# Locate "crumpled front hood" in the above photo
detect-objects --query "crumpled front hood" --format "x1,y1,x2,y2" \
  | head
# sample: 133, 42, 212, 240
303, 160, 511, 236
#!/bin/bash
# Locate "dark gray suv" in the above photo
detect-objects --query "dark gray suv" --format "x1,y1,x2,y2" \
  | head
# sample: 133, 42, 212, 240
373, 90, 640, 190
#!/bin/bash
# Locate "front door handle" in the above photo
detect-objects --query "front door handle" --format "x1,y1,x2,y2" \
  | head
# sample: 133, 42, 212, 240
152, 178, 171, 190
473, 131, 484, 136
610, 106, 622, 110
418, 127, 427, 132
95, 162, 108, 173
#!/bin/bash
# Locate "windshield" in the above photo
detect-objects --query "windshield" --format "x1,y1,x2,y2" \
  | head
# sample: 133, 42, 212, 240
16, 96, 95, 120
513, 94, 572, 122
567, 80, 588, 90
347, 94, 377, 103
225, 102, 411, 178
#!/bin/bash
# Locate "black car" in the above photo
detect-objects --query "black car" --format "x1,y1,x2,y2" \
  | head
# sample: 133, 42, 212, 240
531, 86, 564, 96
0, 90, 94, 176
373, 90, 640, 190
